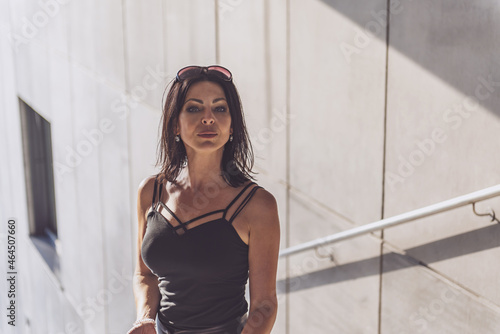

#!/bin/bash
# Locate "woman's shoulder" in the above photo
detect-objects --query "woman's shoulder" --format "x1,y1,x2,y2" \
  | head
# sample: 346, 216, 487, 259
138, 174, 157, 194
243, 182, 278, 219
137, 175, 156, 210
137, 174, 169, 209
241, 184, 280, 236
249, 185, 277, 210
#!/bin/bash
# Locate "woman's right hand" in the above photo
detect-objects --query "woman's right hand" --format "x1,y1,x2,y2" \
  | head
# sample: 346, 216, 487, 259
126, 322, 157, 334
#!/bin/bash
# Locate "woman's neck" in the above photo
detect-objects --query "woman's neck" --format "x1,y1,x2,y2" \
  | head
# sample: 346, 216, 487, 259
178, 148, 228, 192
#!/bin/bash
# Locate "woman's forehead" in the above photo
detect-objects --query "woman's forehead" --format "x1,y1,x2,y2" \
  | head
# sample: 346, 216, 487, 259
185, 81, 226, 100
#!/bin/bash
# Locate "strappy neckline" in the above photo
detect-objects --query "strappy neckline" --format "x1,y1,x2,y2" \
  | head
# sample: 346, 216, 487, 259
158, 202, 226, 226
150, 176, 261, 236
150, 209, 226, 234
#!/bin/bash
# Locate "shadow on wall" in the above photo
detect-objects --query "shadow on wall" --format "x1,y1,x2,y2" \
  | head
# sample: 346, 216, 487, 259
318, 0, 500, 117
278, 223, 500, 293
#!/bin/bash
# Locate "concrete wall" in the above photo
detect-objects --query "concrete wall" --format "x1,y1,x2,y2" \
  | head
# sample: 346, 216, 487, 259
1, 0, 499, 333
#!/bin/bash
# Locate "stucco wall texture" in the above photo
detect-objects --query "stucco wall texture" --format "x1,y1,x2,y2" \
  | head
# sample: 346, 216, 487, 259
1, 1, 499, 333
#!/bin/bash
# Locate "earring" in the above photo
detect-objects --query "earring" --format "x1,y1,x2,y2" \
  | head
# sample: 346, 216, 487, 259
175, 135, 180, 142
229, 135, 233, 142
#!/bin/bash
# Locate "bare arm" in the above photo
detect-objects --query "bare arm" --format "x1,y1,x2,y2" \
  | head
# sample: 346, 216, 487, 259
242, 189, 281, 334
129, 177, 161, 332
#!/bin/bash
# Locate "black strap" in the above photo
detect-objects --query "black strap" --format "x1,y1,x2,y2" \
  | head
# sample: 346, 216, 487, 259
223, 182, 256, 219
158, 179, 163, 207
227, 185, 263, 224
151, 175, 158, 209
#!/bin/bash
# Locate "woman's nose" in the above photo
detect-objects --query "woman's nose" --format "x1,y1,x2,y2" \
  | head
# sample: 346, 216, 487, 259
201, 111, 215, 124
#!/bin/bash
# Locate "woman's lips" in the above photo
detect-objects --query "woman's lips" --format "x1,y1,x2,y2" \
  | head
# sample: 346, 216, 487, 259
198, 133, 217, 138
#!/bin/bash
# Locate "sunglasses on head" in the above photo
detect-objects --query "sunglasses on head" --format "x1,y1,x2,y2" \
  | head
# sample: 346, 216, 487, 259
175, 65, 233, 82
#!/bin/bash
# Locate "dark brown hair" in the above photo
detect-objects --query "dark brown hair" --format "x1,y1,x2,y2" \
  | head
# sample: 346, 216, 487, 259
155, 71, 256, 187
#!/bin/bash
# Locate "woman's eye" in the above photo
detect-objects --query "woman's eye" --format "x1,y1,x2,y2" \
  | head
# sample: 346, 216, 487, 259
214, 106, 227, 112
186, 106, 200, 113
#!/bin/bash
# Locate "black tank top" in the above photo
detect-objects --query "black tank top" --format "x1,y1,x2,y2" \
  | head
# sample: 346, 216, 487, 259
141, 175, 263, 331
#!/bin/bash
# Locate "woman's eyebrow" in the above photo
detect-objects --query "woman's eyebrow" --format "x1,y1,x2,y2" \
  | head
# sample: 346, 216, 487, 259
184, 98, 226, 104
185, 98, 203, 104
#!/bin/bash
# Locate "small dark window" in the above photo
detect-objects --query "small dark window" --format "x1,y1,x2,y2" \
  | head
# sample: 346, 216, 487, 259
19, 99, 58, 241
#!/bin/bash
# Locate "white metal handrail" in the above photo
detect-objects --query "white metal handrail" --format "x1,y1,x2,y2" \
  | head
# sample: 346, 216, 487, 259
279, 184, 500, 257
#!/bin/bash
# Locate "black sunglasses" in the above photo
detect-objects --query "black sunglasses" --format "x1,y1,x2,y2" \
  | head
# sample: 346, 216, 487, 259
175, 65, 232, 82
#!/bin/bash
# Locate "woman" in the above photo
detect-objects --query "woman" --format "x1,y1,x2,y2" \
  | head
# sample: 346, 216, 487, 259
127, 65, 280, 334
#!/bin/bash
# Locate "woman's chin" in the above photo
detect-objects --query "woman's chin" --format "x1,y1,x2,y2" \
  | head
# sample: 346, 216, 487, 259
185, 142, 226, 153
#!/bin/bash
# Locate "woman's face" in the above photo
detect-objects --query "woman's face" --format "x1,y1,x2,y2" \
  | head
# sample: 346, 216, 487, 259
177, 80, 233, 153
